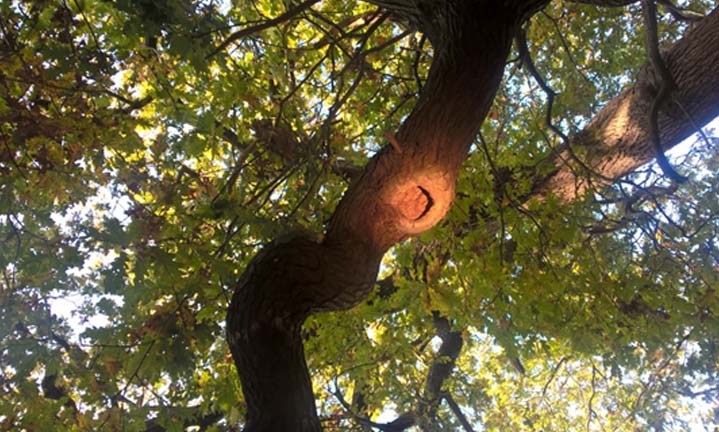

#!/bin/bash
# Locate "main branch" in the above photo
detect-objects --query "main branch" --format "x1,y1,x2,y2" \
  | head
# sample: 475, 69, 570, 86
538, 6, 719, 198
226, 1, 548, 430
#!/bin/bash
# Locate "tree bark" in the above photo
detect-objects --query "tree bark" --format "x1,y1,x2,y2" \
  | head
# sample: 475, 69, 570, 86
225, 2, 719, 431
537, 6, 719, 199
226, 2, 545, 430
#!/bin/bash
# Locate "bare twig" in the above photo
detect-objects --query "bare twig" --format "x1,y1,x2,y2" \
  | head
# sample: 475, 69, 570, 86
116, 340, 156, 399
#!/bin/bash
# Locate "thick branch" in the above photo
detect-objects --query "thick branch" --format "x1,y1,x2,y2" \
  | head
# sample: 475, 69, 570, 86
443, 393, 476, 432
334, 311, 465, 432
538, 6, 719, 198
145, 409, 223, 432
424, 314, 463, 405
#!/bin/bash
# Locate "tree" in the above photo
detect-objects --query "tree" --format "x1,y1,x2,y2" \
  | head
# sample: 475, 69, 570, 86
0, 0, 718, 431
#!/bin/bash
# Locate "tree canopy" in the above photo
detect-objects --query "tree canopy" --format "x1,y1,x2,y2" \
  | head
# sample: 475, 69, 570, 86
1, 0, 718, 431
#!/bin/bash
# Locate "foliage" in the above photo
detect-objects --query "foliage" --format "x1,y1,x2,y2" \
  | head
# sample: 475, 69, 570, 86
0, 0, 717, 430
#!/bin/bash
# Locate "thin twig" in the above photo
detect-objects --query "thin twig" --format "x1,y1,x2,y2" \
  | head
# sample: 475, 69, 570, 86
442, 392, 476, 432
586, 365, 597, 431
671, 99, 715, 151
119, 341, 155, 393
517, 27, 616, 187
642, 0, 687, 183
207, 0, 318, 58
541, 356, 571, 399
657, 0, 704, 23
516, 27, 568, 142
71, 0, 102, 53
412, 35, 427, 92
540, 11, 594, 85
385, 130, 403, 153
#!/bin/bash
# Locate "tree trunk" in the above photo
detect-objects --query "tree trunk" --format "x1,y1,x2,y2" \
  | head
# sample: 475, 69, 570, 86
225, 2, 719, 431
226, 2, 542, 430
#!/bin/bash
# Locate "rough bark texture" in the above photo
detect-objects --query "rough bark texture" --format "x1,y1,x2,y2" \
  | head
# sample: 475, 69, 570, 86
226, 2, 544, 430
539, 6, 719, 198
226, 2, 719, 431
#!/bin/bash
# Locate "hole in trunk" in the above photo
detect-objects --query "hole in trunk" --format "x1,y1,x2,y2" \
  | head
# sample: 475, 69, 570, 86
394, 185, 434, 221
415, 186, 434, 220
